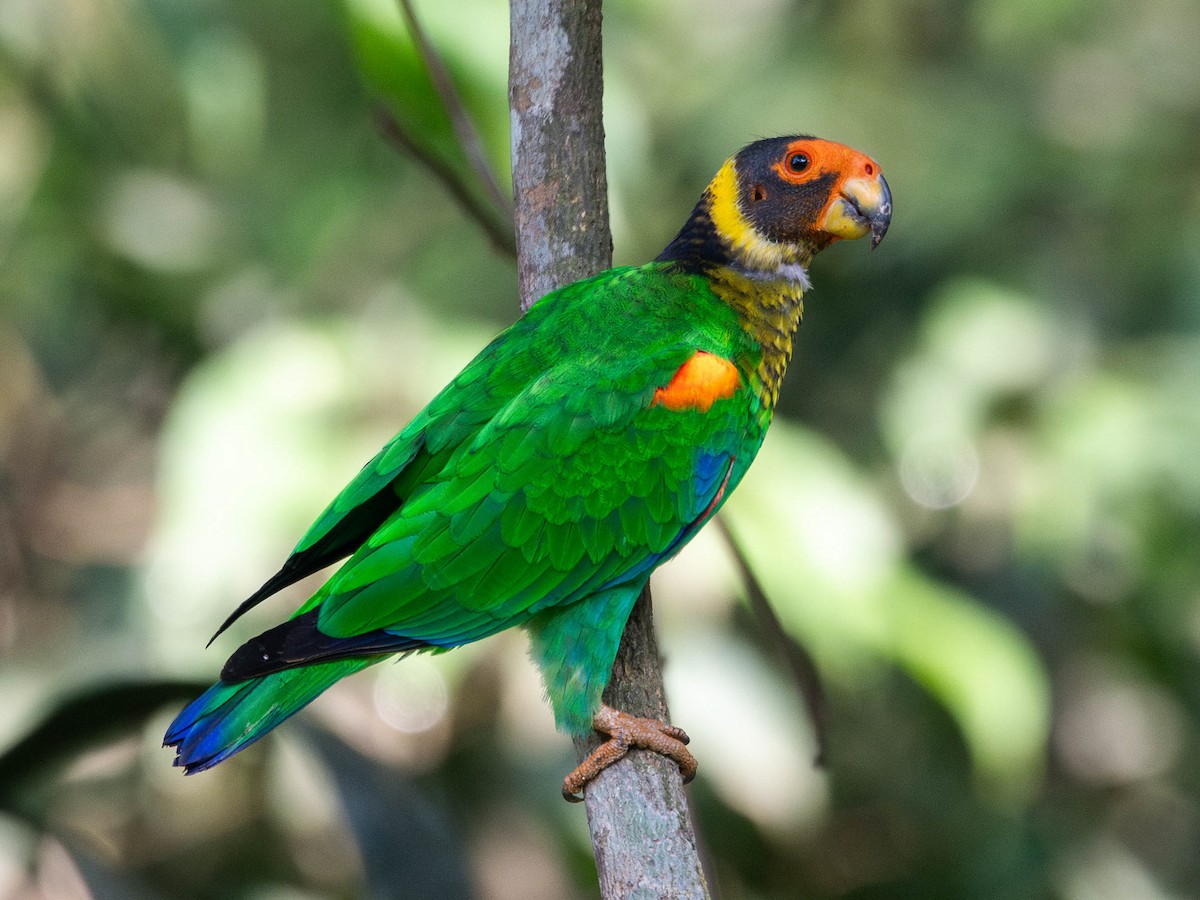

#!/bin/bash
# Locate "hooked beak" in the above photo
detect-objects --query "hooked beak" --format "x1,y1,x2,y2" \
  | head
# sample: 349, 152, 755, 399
821, 172, 892, 249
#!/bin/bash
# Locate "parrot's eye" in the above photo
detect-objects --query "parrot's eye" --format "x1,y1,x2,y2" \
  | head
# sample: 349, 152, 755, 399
787, 152, 810, 173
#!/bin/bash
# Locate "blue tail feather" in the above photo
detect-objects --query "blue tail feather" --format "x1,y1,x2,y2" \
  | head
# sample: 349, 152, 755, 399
164, 658, 379, 774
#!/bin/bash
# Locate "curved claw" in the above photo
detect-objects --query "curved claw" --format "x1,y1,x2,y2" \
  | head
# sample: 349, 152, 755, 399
562, 704, 698, 802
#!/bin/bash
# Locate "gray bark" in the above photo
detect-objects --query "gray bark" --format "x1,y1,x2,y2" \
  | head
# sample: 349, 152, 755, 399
508, 1, 711, 896
509, 0, 611, 309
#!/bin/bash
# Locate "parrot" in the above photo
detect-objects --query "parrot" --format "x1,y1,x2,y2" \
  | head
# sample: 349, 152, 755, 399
164, 134, 891, 800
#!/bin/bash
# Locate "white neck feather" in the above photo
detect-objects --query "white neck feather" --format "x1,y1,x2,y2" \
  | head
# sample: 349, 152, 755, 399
732, 258, 812, 292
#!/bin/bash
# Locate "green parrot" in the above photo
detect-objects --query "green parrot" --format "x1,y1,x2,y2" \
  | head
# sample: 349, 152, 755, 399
165, 135, 891, 799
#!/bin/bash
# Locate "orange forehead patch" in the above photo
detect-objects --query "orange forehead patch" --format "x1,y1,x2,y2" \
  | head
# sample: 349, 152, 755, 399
770, 138, 880, 186
652, 351, 741, 412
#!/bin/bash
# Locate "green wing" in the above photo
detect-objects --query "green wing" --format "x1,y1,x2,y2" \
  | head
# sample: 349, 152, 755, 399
218, 264, 765, 674
208, 306, 552, 640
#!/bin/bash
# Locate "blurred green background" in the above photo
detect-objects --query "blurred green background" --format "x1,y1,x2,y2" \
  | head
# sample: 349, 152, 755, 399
2, 0, 1200, 897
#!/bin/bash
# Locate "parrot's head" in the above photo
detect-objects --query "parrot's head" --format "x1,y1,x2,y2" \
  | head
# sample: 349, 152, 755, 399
660, 135, 891, 283
732, 135, 890, 251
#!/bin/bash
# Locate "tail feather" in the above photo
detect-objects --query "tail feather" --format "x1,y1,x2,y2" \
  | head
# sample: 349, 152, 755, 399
164, 657, 380, 774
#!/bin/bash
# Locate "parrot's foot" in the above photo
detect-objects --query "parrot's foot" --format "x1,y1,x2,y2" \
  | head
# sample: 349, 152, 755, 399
562, 704, 698, 802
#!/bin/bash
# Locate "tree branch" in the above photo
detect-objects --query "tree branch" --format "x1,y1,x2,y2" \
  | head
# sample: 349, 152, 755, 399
394, 0, 514, 221
373, 105, 516, 258
715, 516, 829, 765
509, 0, 612, 310
508, 1, 710, 896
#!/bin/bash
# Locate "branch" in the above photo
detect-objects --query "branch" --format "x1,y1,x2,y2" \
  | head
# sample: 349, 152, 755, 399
394, 0, 514, 221
373, 106, 516, 258
509, 1, 709, 896
715, 516, 829, 765
509, 0, 612, 310
577, 587, 711, 896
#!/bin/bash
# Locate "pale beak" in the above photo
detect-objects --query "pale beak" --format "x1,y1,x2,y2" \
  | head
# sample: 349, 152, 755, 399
822, 172, 892, 248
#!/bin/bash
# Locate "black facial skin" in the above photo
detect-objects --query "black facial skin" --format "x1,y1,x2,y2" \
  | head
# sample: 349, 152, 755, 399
735, 136, 839, 251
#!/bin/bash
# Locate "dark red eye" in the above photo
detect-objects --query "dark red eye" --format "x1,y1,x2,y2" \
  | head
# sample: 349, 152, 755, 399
787, 152, 810, 173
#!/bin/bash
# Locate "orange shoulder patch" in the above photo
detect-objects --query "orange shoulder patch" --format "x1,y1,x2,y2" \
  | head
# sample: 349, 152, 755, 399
652, 351, 741, 412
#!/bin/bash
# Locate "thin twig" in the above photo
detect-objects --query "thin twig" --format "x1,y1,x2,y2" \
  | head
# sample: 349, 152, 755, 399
395, 0, 514, 220
373, 105, 517, 258
715, 515, 829, 766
